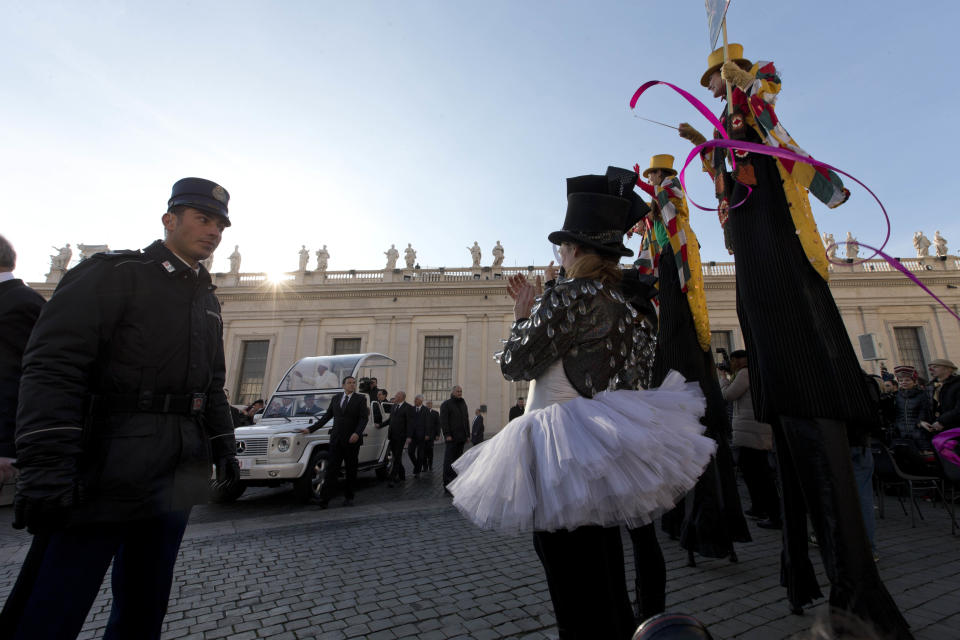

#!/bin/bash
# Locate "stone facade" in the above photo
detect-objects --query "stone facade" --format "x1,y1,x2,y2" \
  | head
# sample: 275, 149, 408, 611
28, 257, 960, 436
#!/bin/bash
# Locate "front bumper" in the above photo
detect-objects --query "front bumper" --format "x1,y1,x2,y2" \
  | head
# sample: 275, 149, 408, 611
236, 456, 307, 481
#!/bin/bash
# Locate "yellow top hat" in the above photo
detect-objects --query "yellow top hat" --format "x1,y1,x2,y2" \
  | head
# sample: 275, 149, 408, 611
700, 43, 752, 87
643, 154, 677, 179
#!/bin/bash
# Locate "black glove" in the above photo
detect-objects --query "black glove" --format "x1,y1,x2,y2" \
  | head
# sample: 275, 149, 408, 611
214, 456, 240, 487
12, 491, 74, 535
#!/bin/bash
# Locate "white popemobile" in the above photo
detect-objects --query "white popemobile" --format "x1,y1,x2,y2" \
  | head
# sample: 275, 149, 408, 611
213, 353, 396, 503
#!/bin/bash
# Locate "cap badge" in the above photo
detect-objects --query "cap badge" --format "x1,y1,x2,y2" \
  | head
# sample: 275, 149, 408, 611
162, 260, 176, 273
211, 185, 228, 203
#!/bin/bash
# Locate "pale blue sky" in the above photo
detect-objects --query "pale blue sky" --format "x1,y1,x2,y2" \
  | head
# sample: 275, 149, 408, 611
2, 1, 955, 281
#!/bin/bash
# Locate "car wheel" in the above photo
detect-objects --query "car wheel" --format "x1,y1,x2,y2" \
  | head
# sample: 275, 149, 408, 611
210, 479, 247, 504
375, 447, 393, 481
294, 449, 328, 502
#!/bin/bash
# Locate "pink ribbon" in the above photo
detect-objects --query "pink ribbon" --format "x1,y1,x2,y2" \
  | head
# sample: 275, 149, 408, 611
631, 79, 960, 324
822, 239, 960, 323
631, 80, 751, 212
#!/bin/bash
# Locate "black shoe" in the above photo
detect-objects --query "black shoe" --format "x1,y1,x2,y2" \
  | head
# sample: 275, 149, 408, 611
744, 508, 766, 520
317, 501, 329, 510
343, 498, 354, 507
757, 518, 782, 530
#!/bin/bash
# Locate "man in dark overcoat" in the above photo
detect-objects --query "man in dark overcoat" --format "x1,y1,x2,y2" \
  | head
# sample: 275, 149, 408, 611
305, 376, 369, 508
440, 385, 469, 490
2, 178, 239, 640
0, 234, 45, 488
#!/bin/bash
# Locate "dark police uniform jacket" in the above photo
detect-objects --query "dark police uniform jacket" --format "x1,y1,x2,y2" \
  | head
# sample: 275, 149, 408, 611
15, 240, 236, 524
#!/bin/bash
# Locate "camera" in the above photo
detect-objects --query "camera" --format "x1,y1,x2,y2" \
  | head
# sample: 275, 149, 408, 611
715, 348, 732, 373
357, 377, 372, 394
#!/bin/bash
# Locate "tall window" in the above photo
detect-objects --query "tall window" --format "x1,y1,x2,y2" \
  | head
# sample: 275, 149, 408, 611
236, 340, 270, 406
894, 327, 927, 374
710, 331, 733, 366
333, 337, 362, 355
422, 336, 454, 404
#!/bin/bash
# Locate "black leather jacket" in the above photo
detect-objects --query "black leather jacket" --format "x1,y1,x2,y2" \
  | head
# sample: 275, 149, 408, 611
497, 277, 656, 397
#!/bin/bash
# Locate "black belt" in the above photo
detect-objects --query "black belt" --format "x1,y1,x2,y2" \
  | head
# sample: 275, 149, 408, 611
102, 392, 207, 415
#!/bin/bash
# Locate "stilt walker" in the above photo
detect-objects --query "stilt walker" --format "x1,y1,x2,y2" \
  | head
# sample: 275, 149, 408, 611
633, 155, 750, 567
673, 21, 913, 635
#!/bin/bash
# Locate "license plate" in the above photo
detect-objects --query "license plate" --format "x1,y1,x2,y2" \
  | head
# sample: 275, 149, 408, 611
237, 458, 251, 470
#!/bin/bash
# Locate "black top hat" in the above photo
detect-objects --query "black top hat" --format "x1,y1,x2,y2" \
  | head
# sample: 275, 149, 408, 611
168, 177, 231, 226
548, 166, 649, 257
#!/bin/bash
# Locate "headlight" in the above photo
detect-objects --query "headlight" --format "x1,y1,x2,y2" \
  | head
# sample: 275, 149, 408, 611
276, 437, 290, 453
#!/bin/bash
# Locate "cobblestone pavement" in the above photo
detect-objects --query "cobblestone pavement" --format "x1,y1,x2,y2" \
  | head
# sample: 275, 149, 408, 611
0, 445, 957, 639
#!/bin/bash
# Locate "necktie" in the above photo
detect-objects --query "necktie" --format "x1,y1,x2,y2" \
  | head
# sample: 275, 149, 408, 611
341, 394, 347, 409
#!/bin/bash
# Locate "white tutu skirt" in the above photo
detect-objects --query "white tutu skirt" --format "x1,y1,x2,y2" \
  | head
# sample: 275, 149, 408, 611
449, 371, 716, 533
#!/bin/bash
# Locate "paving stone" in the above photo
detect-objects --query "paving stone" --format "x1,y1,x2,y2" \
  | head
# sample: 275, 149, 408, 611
0, 458, 954, 640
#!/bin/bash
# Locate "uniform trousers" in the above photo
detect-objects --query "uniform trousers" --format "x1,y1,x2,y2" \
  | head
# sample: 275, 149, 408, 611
532, 526, 635, 640
0, 509, 190, 640
320, 440, 360, 502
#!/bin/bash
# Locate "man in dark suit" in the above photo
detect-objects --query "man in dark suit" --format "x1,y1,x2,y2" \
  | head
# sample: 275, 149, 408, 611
386, 391, 413, 486
406, 395, 430, 477
470, 408, 485, 446
303, 376, 369, 508
509, 397, 525, 421
424, 400, 441, 472
0, 234, 45, 485
372, 389, 389, 428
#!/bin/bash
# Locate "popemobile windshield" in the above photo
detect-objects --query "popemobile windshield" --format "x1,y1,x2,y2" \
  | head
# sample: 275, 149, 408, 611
213, 353, 397, 503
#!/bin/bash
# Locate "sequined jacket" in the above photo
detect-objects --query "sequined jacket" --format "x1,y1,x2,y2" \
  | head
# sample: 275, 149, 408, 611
496, 277, 656, 397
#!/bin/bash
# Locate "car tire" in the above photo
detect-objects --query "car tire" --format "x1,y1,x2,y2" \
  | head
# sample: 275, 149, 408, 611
210, 479, 247, 504
294, 449, 328, 502
375, 447, 392, 481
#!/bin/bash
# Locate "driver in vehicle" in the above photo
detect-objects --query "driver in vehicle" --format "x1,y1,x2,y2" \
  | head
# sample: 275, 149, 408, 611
295, 394, 323, 416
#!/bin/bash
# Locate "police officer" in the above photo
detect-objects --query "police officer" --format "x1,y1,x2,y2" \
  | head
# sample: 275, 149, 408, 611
0, 178, 239, 640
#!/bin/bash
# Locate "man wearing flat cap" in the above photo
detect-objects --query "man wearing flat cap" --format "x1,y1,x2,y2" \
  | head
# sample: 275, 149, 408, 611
927, 358, 960, 434
0, 178, 239, 639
